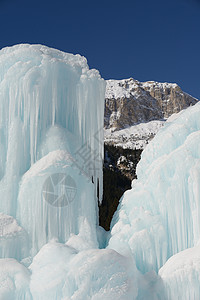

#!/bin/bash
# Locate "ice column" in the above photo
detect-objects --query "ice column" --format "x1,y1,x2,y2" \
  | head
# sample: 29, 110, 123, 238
0, 44, 105, 256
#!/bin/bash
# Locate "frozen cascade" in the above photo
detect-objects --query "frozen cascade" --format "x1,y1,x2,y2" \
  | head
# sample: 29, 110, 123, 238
0, 44, 139, 300
109, 102, 200, 274
0, 44, 105, 257
1, 43, 200, 299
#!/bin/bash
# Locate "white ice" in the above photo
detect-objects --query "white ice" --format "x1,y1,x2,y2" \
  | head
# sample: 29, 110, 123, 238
29, 240, 138, 300
0, 44, 105, 258
157, 243, 200, 300
0, 213, 28, 260
16, 149, 99, 256
0, 258, 31, 300
109, 103, 200, 274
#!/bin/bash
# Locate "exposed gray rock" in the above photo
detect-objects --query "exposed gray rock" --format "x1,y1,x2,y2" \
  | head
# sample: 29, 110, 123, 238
105, 78, 198, 131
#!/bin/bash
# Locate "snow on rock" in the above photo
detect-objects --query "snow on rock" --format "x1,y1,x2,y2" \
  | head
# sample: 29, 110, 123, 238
104, 78, 198, 149
108, 101, 200, 274
104, 120, 165, 149
117, 155, 127, 166
106, 78, 140, 99
105, 79, 179, 100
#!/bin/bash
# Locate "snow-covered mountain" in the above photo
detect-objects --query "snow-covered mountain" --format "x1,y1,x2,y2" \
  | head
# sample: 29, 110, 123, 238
104, 120, 165, 150
104, 78, 198, 149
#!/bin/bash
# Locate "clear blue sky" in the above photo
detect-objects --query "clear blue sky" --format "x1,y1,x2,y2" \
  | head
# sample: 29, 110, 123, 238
0, 0, 200, 99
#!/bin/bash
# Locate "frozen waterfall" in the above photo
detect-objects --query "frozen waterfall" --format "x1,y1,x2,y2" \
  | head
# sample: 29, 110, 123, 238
109, 103, 200, 273
0, 43, 200, 300
0, 44, 105, 257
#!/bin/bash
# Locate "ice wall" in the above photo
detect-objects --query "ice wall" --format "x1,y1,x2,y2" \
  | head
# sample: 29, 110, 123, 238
0, 44, 105, 257
16, 150, 100, 255
108, 102, 200, 274
157, 243, 200, 300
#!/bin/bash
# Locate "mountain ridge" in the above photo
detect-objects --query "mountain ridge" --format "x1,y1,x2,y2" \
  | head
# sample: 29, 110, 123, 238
105, 77, 198, 131
104, 78, 198, 150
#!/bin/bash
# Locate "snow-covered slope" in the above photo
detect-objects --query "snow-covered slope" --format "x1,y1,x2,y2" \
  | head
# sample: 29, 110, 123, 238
104, 120, 165, 149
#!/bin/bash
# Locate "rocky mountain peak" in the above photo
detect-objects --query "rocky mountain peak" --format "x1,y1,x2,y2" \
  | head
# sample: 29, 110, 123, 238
105, 78, 198, 131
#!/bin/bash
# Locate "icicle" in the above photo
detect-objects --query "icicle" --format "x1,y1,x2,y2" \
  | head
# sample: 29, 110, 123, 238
0, 44, 105, 256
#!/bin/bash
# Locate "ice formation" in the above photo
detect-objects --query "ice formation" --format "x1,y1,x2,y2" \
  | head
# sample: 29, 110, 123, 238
0, 258, 32, 300
156, 243, 200, 300
29, 241, 138, 300
0, 44, 105, 257
0, 213, 28, 260
109, 103, 200, 273
1, 43, 200, 299
16, 150, 99, 255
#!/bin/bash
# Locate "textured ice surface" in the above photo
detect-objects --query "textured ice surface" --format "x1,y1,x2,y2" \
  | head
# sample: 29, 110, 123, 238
157, 243, 200, 300
0, 258, 31, 300
0, 213, 28, 260
0, 44, 105, 258
30, 241, 138, 300
17, 150, 99, 256
0, 240, 138, 300
109, 102, 200, 274
0, 43, 105, 214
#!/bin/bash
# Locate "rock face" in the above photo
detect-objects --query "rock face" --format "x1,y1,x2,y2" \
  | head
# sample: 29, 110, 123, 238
105, 78, 198, 130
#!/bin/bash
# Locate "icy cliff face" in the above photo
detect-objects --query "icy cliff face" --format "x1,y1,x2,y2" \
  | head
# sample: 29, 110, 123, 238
0, 44, 105, 257
109, 101, 200, 275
